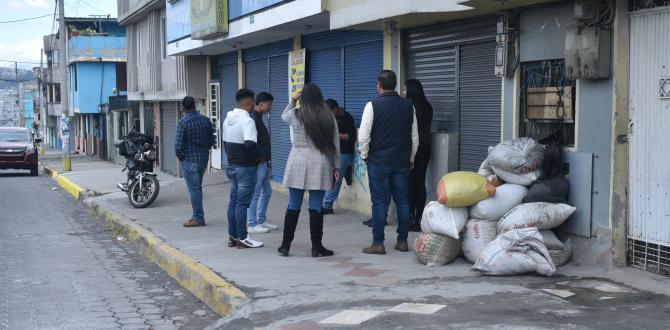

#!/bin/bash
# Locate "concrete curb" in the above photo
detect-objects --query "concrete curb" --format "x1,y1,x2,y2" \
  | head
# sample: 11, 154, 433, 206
89, 202, 248, 316
40, 163, 248, 316
42, 164, 85, 200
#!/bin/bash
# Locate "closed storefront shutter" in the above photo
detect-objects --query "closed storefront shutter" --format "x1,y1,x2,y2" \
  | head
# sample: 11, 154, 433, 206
304, 30, 383, 125
344, 40, 383, 125
269, 55, 289, 181
405, 16, 501, 171
308, 48, 343, 106
160, 102, 178, 176
458, 42, 501, 171
243, 39, 293, 181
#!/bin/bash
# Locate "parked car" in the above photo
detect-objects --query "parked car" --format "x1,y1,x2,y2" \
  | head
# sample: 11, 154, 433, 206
0, 127, 41, 176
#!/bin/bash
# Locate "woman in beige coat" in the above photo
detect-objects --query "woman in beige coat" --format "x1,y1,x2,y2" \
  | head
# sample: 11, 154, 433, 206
278, 83, 340, 257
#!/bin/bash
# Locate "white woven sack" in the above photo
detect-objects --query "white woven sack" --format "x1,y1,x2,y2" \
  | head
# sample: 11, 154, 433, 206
497, 202, 576, 234
469, 184, 528, 220
540, 230, 572, 267
492, 167, 540, 186
473, 227, 556, 276
420, 201, 468, 239
461, 219, 498, 263
486, 137, 544, 174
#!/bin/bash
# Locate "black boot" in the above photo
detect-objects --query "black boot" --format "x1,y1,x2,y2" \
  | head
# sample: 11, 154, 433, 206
278, 209, 300, 257
310, 209, 334, 258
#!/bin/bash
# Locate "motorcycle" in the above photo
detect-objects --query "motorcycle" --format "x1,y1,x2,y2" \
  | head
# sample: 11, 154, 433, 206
114, 132, 160, 208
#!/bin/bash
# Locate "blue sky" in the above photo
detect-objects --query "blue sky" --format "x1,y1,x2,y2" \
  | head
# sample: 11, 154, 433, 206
0, 0, 118, 70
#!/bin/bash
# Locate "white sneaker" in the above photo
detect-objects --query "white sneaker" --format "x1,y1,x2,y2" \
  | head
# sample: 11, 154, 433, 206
247, 225, 270, 234
238, 237, 264, 248
261, 222, 279, 230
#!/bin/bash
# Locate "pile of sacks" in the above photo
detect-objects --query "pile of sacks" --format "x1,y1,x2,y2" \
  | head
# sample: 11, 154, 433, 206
415, 137, 576, 276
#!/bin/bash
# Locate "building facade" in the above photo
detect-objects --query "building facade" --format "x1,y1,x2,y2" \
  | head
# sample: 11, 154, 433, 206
18, 82, 38, 131
66, 17, 127, 160
43, 33, 67, 150
155, 0, 669, 272
117, 0, 208, 175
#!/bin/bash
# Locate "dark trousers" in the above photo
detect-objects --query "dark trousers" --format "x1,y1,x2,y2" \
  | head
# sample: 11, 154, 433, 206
367, 161, 411, 244
408, 144, 431, 225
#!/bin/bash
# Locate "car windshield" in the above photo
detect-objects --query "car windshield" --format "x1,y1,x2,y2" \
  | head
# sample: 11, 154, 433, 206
0, 131, 31, 143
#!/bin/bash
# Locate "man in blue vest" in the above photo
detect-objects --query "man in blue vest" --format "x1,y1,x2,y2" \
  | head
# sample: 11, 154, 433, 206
358, 70, 419, 255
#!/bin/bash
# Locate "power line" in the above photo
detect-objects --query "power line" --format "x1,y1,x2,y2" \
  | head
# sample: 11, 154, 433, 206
0, 14, 53, 24
0, 60, 42, 65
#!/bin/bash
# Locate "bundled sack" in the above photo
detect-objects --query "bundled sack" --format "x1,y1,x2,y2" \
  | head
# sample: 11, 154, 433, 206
461, 219, 498, 263
421, 201, 468, 239
415, 233, 461, 266
522, 177, 570, 204
540, 230, 572, 267
497, 202, 576, 234
436, 171, 496, 208
480, 137, 545, 175
469, 184, 528, 220
489, 167, 541, 186
473, 227, 556, 276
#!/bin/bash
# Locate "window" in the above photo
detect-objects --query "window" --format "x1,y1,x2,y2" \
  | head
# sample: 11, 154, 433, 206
73, 64, 78, 91
54, 50, 60, 64
160, 16, 167, 60
47, 83, 61, 103
116, 62, 127, 92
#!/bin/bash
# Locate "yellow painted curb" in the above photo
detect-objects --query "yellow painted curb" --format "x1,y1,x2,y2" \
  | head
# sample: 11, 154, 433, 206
56, 175, 85, 200
91, 202, 248, 316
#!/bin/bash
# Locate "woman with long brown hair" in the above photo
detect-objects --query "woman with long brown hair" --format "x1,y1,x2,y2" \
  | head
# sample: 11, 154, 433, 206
279, 83, 340, 257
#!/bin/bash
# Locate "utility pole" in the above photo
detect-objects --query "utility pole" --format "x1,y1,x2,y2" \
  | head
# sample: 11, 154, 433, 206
15, 61, 21, 127
40, 48, 46, 155
59, 0, 71, 170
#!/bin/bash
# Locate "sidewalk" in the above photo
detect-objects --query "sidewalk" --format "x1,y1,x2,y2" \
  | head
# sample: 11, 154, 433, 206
41, 152, 670, 329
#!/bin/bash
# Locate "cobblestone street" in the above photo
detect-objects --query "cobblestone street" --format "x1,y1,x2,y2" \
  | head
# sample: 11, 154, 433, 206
0, 171, 220, 329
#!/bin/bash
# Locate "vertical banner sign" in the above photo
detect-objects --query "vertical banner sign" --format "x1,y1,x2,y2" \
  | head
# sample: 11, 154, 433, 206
191, 0, 229, 40
289, 49, 306, 101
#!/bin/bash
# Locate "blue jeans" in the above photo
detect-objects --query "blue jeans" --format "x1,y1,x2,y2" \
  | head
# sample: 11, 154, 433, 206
288, 188, 325, 213
367, 161, 410, 244
247, 162, 273, 226
181, 160, 208, 223
323, 153, 355, 209
226, 165, 257, 240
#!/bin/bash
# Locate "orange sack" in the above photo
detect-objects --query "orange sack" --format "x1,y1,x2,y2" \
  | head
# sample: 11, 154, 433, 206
436, 171, 496, 207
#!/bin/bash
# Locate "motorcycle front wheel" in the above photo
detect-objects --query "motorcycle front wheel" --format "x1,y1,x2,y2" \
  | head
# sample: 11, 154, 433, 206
128, 175, 160, 208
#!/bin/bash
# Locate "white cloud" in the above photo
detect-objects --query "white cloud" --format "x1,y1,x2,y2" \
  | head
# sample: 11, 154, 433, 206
0, 39, 43, 66
8, 0, 51, 11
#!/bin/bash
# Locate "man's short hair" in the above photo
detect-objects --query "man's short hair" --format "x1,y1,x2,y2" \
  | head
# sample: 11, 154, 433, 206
182, 96, 196, 111
236, 88, 255, 103
255, 92, 274, 105
377, 70, 397, 90
325, 99, 339, 110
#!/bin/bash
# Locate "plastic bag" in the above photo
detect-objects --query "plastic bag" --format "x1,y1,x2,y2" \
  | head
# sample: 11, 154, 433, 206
484, 137, 545, 174
436, 171, 496, 208
469, 184, 528, 220
497, 202, 576, 234
415, 233, 461, 266
420, 201, 468, 239
473, 227, 556, 276
461, 219, 498, 263
522, 177, 570, 204
540, 230, 571, 267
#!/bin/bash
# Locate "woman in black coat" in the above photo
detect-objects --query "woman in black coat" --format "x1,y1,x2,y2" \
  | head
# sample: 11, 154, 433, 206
404, 79, 433, 231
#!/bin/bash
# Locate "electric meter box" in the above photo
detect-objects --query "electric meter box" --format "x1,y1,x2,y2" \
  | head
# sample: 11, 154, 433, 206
565, 26, 611, 80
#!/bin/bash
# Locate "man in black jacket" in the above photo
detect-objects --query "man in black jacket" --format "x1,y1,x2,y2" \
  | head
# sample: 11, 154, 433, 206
247, 92, 278, 233
322, 99, 357, 215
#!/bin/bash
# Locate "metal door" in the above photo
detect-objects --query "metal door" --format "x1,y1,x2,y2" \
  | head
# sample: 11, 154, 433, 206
209, 82, 222, 169
405, 16, 500, 171
269, 54, 289, 181
628, 7, 670, 273
160, 102, 178, 176
220, 60, 238, 169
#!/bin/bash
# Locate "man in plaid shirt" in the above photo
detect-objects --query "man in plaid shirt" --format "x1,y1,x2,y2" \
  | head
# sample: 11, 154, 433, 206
175, 96, 215, 227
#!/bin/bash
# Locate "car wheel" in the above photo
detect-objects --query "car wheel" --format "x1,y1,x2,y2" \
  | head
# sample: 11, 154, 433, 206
30, 165, 38, 176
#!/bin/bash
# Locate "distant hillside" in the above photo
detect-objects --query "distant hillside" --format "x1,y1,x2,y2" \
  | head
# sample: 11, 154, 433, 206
0, 67, 35, 89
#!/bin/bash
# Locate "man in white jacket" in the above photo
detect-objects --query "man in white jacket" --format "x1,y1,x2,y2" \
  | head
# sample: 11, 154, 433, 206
222, 88, 264, 249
